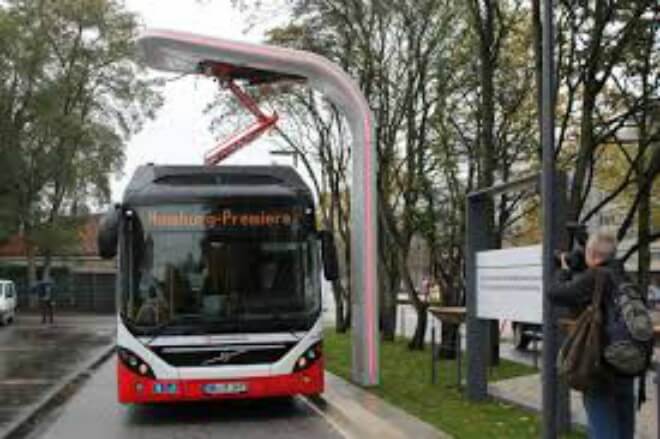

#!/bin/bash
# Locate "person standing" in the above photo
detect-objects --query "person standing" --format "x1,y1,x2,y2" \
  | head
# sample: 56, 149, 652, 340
549, 229, 635, 439
35, 280, 55, 324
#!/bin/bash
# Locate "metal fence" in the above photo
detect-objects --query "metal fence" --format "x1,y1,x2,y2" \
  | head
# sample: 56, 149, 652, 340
0, 266, 116, 314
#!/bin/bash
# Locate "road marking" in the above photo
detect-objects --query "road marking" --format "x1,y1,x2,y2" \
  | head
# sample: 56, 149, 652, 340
298, 395, 353, 439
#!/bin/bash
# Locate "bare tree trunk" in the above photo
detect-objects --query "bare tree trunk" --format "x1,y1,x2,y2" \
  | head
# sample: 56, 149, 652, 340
332, 281, 350, 333
380, 270, 398, 341
379, 217, 399, 341
340, 226, 351, 331
42, 250, 52, 281
26, 245, 37, 286
398, 245, 427, 350
410, 304, 428, 350
439, 285, 459, 358
25, 228, 38, 308
333, 296, 344, 332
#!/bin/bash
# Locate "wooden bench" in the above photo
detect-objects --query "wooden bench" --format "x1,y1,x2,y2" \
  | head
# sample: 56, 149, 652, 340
428, 306, 466, 325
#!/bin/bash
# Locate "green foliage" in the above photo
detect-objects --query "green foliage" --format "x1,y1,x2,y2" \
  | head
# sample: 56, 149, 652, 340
31, 217, 84, 256
0, 149, 19, 242
240, 0, 658, 298
0, 0, 162, 266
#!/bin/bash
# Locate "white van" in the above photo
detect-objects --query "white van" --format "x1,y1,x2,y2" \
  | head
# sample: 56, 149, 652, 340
0, 280, 17, 325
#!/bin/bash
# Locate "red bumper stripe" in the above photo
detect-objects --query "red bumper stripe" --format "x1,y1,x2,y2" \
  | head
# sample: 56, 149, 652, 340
117, 359, 324, 404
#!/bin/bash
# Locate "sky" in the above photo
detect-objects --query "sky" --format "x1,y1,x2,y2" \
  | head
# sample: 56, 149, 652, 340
111, 0, 296, 203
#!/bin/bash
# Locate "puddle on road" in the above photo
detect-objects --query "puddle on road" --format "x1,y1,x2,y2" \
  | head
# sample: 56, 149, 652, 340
0, 383, 52, 407
0, 326, 112, 420
0, 336, 110, 381
0, 408, 19, 424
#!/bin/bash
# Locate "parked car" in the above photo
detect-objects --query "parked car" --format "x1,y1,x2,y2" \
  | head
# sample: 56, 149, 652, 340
0, 279, 17, 325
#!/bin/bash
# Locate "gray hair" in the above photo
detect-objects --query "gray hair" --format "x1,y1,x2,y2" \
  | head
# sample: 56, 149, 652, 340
586, 228, 618, 261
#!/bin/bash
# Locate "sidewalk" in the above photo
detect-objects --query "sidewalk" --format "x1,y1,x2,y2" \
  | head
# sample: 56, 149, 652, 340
0, 314, 115, 438
489, 372, 657, 438
308, 372, 451, 439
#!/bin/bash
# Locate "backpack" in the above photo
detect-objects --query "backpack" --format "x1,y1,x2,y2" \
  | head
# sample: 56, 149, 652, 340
603, 279, 654, 376
557, 269, 606, 391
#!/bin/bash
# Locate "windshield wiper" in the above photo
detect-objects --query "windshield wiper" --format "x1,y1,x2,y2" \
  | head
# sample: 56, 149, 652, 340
143, 315, 201, 345
262, 311, 317, 339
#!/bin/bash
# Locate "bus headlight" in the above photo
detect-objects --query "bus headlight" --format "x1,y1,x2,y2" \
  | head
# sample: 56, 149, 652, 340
138, 364, 149, 375
293, 342, 322, 372
118, 347, 155, 379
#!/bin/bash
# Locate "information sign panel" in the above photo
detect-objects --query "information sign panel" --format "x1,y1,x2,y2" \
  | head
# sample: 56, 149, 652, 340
476, 245, 543, 324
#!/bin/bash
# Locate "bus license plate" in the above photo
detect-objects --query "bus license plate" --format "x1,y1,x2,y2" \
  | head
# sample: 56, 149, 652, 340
203, 382, 248, 395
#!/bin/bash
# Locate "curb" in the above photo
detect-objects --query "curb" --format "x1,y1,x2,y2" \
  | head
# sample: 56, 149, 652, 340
302, 372, 451, 439
300, 394, 357, 439
488, 381, 587, 431
1, 342, 116, 439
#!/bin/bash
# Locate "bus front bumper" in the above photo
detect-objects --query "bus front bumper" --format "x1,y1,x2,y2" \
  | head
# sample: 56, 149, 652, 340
117, 360, 324, 404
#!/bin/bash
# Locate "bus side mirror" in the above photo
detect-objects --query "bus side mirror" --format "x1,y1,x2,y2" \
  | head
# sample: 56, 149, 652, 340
320, 230, 339, 281
98, 207, 120, 259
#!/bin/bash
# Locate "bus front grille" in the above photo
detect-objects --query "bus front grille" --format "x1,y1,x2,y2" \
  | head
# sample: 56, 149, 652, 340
151, 343, 296, 367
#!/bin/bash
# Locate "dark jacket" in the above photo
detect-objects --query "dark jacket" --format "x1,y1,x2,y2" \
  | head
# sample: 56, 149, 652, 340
32, 281, 55, 302
551, 259, 642, 402
549, 259, 626, 311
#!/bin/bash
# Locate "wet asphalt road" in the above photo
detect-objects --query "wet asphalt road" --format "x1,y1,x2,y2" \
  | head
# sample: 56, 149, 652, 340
33, 358, 344, 439
0, 315, 114, 433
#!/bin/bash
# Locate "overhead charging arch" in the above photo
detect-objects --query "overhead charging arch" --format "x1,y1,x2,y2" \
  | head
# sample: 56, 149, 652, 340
136, 29, 379, 386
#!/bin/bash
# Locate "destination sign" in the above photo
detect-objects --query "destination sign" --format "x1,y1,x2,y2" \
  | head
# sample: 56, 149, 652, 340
147, 208, 304, 229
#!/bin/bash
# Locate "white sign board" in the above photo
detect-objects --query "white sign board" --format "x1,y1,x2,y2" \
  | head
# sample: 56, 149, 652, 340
476, 245, 543, 324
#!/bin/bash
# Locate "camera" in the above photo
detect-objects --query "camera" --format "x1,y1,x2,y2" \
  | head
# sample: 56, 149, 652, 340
554, 222, 588, 272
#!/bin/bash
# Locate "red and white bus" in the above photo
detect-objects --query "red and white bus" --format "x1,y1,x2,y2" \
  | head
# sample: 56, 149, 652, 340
98, 164, 338, 403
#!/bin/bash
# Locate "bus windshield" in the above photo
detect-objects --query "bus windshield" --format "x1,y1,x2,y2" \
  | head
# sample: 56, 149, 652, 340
120, 203, 321, 335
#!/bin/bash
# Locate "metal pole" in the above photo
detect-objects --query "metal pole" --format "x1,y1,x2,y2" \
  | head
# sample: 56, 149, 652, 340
466, 195, 490, 400
656, 362, 659, 439
555, 172, 571, 432
137, 29, 379, 387
541, 0, 558, 437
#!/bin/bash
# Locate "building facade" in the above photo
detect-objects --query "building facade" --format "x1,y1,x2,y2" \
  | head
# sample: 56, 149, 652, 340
0, 215, 116, 313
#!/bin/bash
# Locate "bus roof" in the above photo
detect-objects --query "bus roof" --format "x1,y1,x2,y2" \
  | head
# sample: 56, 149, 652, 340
123, 164, 313, 205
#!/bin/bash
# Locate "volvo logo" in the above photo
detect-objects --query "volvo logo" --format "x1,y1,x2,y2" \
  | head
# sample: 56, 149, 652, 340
202, 349, 247, 366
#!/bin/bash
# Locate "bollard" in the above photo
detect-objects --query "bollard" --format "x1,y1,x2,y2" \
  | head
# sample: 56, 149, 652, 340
457, 329, 463, 390
448, 334, 454, 388
431, 327, 437, 384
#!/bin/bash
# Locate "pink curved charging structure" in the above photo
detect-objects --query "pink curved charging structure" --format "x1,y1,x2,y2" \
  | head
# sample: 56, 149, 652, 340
137, 29, 379, 386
